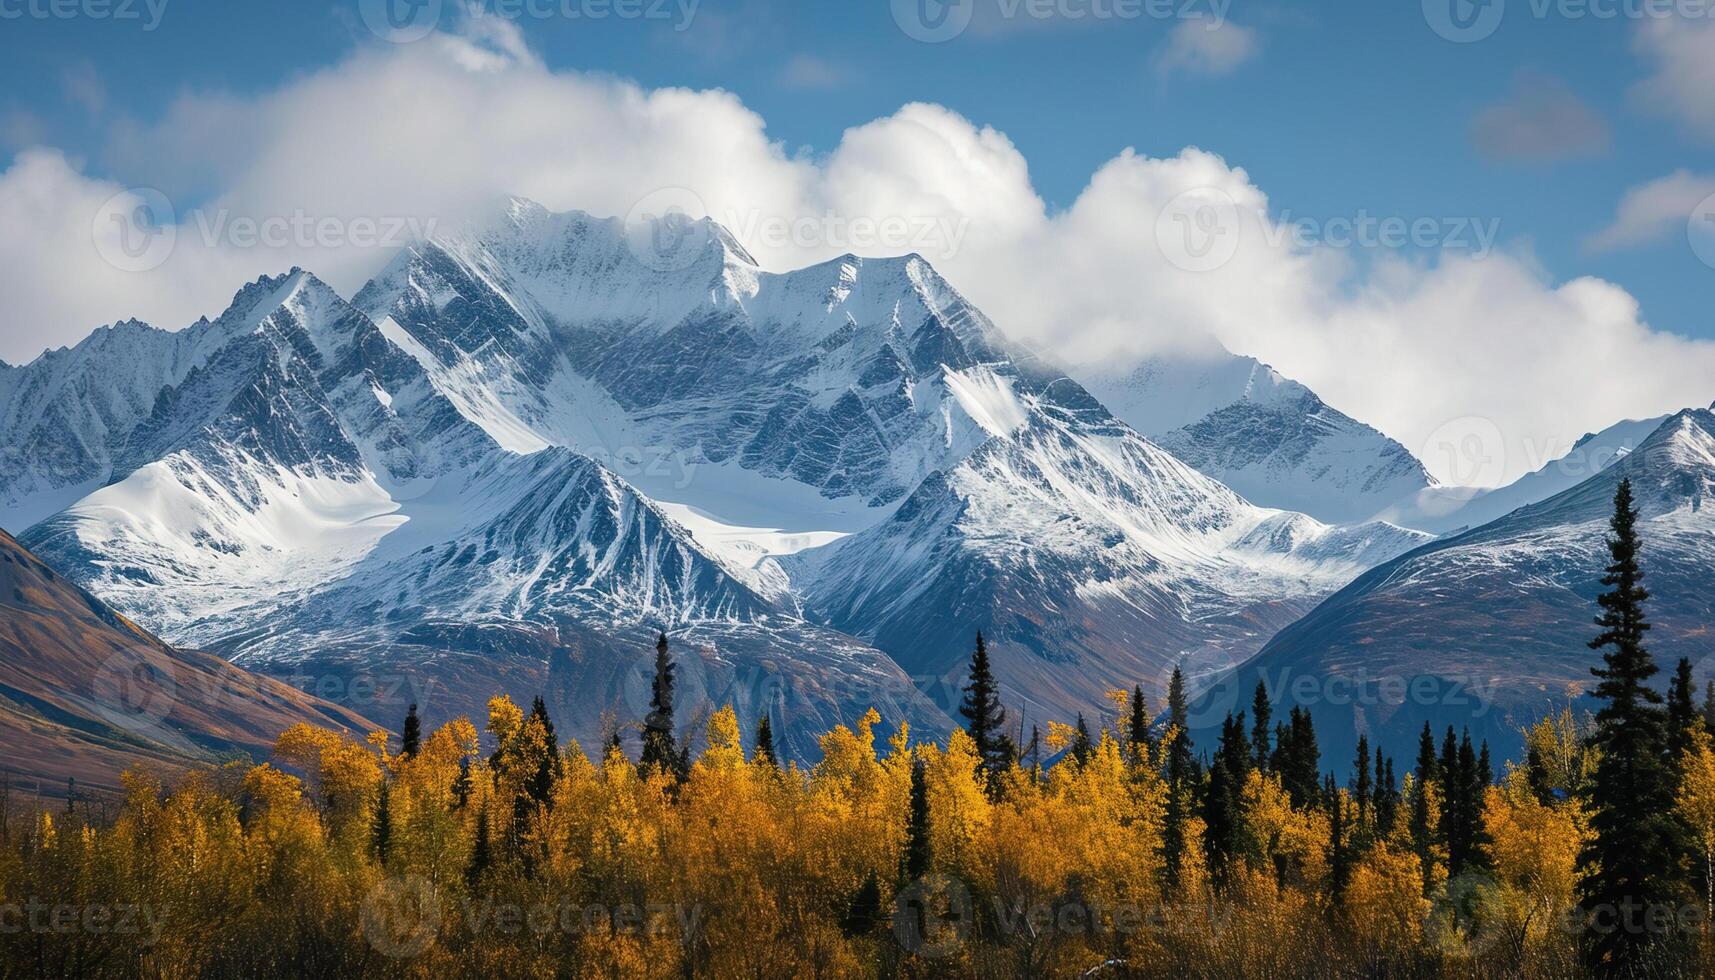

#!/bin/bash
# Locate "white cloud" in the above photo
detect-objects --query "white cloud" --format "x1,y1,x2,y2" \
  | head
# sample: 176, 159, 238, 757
1469, 72, 1608, 164
1, 13, 1711, 485
1585, 170, 1715, 253
60, 62, 107, 118
1633, 14, 1715, 142
1154, 18, 1259, 79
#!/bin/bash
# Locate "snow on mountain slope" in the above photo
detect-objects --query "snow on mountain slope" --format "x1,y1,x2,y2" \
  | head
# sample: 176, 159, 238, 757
788, 375, 1430, 723
1378, 413, 1669, 535
1081, 351, 1436, 525
1204, 405, 1715, 770
355, 201, 1031, 518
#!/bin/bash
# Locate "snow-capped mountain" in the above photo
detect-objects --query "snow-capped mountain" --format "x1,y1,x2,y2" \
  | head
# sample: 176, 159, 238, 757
787, 374, 1428, 722
1377, 413, 1668, 535
1201, 405, 1715, 769
1081, 352, 1436, 525
5, 198, 1443, 754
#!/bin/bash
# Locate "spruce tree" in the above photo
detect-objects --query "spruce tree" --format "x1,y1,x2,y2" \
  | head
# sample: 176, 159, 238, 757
901, 756, 931, 884
452, 756, 472, 811
841, 872, 884, 936
1579, 478, 1690, 971
1202, 712, 1251, 889
401, 703, 421, 759
1250, 681, 1272, 772
1127, 685, 1153, 764
1162, 668, 1194, 892
1327, 775, 1351, 909
958, 632, 1009, 792
1275, 707, 1321, 809
1410, 721, 1438, 895
1071, 713, 1094, 767
1352, 735, 1372, 829
1668, 656, 1698, 762
371, 778, 392, 867
1375, 756, 1399, 837
1451, 731, 1492, 876
466, 809, 491, 890
1703, 679, 1715, 738
754, 714, 779, 769
641, 632, 680, 776
525, 696, 561, 806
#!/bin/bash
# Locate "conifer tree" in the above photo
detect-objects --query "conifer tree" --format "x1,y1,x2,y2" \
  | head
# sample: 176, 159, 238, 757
401, 703, 421, 759
1668, 656, 1699, 762
525, 696, 561, 806
902, 756, 931, 884
452, 756, 472, 811
1202, 712, 1251, 888
1410, 722, 1438, 895
466, 808, 491, 891
1450, 731, 1492, 876
1579, 478, 1691, 971
641, 632, 680, 776
841, 872, 884, 936
1703, 679, 1715, 737
1375, 755, 1399, 837
1071, 713, 1094, 767
1162, 667, 1194, 891
754, 714, 778, 769
371, 777, 392, 867
1274, 707, 1321, 808
1327, 775, 1351, 909
1352, 735, 1372, 829
1127, 685, 1153, 763
958, 633, 1010, 792
1250, 681, 1272, 772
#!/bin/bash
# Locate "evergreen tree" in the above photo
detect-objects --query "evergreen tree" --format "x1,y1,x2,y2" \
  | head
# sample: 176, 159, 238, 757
1579, 479, 1691, 971
452, 756, 473, 811
641, 632, 680, 777
1274, 707, 1321, 809
1375, 756, 1399, 837
525, 696, 561, 806
1410, 722, 1438, 895
1127, 685, 1153, 764
401, 703, 421, 759
1352, 735, 1372, 829
1525, 743, 1556, 806
1703, 679, 1715, 738
754, 714, 779, 769
1668, 656, 1698, 762
1327, 775, 1351, 909
1202, 712, 1251, 889
1162, 667, 1194, 892
1025, 724, 1042, 773
1070, 713, 1094, 767
466, 809, 491, 891
1250, 681, 1272, 772
371, 777, 392, 867
1449, 731, 1492, 876
958, 632, 1010, 792
841, 871, 884, 936
901, 756, 931, 884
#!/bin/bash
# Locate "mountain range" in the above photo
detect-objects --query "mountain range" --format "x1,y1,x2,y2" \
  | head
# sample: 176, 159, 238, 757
3, 197, 1710, 767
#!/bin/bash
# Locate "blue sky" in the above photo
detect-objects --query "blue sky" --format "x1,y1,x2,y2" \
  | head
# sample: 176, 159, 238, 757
3, 0, 1709, 333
